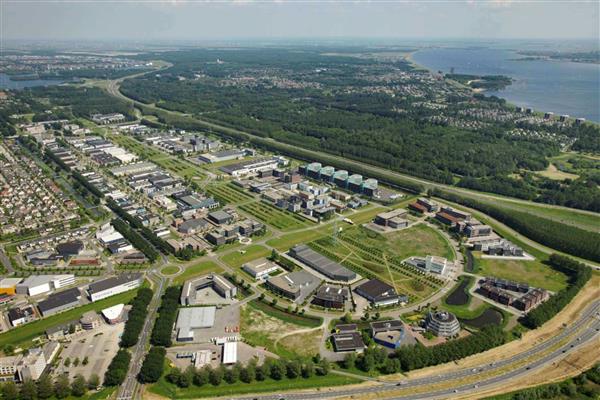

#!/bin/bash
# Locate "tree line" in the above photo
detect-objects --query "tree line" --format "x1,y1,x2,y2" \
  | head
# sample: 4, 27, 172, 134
150, 286, 181, 347
120, 287, 154, 347
138, 346, 166, 383
0, 374, 100, 400
522, 255, 592, 329
104, 349, 132, 387
431, 189, 600, 263
111, 218, 159, 262
164, 356, 331, 389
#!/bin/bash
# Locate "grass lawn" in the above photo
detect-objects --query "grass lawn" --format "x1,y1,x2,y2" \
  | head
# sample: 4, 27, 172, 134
473, 254, 568, 292
161, 265, 180, 276
149, 372, 358, 399
0, 288, 140, 349
385, 223, 455, 261
205, 182, 253, 205
239, 202, 312, 231
220, 244, 271, 268
172, 261, 223, 285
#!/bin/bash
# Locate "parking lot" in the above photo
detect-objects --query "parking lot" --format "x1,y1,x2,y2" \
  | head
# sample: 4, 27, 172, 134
182, 306, 241, 343
52, 322, 123, 380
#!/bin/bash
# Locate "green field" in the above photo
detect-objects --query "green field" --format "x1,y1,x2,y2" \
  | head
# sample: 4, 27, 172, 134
247, 300, 323, 328
172, 261, 223, 285
149, 371, 358, 399
109, 135, 205, 180
0, 288, 140, 349
307, 224, 448, 302
205, 182, 253, 204
473, 254, 568, 292
240, 201, 312, 231
220, 244, 271, 268
161, 265, 180, 275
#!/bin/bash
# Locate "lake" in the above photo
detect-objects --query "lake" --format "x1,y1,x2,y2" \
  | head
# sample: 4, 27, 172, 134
0, 73, 64, 90
411, 47, 600, 122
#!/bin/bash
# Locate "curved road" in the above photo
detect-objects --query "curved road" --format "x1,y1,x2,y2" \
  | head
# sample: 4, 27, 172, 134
228, 300, 600, 400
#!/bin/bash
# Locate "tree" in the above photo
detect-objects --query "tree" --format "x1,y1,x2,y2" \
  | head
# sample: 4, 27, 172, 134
53, 375, 71, 399
82, 356, 89, 366
318, 358, 330, 376
286, 360, 301, 379
240, 364, 256, 383
224, 363, 240, 384
301, 361, 315, 378
64, 357, 71, 367
20, 379, 38, 400
166, 368, 182, 385
139, 346, 166, 383
36, 374, 54, 399
342, 352, 356, 369
87, 374, 100, 390
209, 367, 224, 386
194, 367, 209, 387
270, 360, 285, 380
1, 382, 18, 400
255, 364, 266, 381
71, 375, 87, 397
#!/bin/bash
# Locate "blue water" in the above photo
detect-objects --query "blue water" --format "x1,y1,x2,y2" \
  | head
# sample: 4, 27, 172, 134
0, 73, 64, 90
411, 47, 600, 122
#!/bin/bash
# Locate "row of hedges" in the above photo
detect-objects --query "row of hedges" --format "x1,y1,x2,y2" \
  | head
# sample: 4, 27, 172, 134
432, 189, 600, 263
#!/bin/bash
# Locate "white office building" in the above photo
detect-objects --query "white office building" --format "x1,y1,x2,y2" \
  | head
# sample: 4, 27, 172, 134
15, 274, 75, 297
87, 273, 143, 302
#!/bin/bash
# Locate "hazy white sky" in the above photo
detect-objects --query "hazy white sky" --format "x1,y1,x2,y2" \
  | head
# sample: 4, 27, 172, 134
2, 0, 599, 41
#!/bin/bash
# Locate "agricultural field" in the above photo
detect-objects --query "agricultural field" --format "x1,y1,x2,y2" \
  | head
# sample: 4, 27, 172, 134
205, 182, 253, 205
308, 225, 448, 303
239, 201, 313, 231
472, 254, 568, 292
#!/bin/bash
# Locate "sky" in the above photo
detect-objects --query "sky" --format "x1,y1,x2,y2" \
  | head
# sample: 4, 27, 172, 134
1, 0, 599, 42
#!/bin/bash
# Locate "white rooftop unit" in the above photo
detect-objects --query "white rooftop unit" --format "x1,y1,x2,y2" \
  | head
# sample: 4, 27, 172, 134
222, 342, 237, 364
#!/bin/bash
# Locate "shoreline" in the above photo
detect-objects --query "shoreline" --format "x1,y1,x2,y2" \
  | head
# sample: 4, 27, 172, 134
407, 48, 599, 125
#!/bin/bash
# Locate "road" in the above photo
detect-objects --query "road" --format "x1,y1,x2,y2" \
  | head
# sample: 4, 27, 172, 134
223, 299, 600, 400
116, 270, 167, 400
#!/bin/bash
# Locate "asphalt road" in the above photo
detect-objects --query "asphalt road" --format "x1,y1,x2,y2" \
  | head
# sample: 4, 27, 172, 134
227, 300, 600, 400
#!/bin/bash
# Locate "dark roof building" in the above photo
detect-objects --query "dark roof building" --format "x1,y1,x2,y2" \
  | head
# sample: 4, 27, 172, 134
55, 240, 84, 257
37, 287, 81, 317
311, 285, 348, 309
355, 279, 406, 306
370, 320, 405, 349
265, 270, 321, 302
331, 332, 365, 352
208, 210, 234, 225
289, 245, 356, 282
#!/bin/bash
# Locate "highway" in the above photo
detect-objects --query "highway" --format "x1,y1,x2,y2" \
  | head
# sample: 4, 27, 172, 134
227, 300, 600, 400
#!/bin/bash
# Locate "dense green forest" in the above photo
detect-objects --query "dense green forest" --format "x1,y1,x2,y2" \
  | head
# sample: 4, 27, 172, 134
116, 48, 599, 211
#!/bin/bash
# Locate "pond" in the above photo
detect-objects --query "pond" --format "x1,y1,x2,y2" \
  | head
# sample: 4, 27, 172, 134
445, 276, 472, 306
459, 308, 504, 328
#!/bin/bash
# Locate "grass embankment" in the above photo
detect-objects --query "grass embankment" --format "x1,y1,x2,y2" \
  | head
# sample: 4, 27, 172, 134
0, 288, 139, 349
148, 373, 358, 399
220, 245, 271, 268
172, 261, 222, 285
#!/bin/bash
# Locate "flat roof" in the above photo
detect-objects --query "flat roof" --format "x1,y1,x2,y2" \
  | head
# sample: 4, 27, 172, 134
371, 320, 403, 332
242, 258, 277, 274
291, 245, 355, 280
332, 332, 365, 351
101, 304, 125, 320
176, 307, 216, 340
37, 288, 80, 313
222, 342, 237, 364
88, 273, 142, 295
377, 208, 407, 220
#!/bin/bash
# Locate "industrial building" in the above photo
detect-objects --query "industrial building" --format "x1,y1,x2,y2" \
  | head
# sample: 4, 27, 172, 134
242, 258, 280, 280
16, 274, 75, 297
0, 278, 23, 296
355, 279, 406, 307
331, 331, 365, 353
180, 274, 237, 306
425, 311, 461, 337
264, 270, 321, 301
219, 157, 283, 177
101, 304, 125, 324
176, 307, 216, 342
289, 244, 356, 282
370, 320, 405, 349
374, 209, 409, 229
7, 306, 35, 327
37, 287, 81, 317
311, 285, 348, 309
87, 273, 143, 302
222, 342, 238, 364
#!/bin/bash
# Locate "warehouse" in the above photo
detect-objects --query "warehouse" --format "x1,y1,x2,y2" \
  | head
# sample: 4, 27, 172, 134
242, 258, 279, 280
16, 275, 75, 297
222, 342, 238, 364
87, 273, 143, 302
176, 307, 216, 342
289, 245, 356, 282
37, 288, 81, 317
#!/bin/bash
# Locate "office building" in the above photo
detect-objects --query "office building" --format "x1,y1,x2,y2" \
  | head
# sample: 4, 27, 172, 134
289, 245, 356, 282
87, 273, 143, 302
425, 311, 461, 337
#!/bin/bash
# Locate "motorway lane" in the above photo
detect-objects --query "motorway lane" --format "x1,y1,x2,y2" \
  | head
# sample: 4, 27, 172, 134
227, 300, 600, 400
